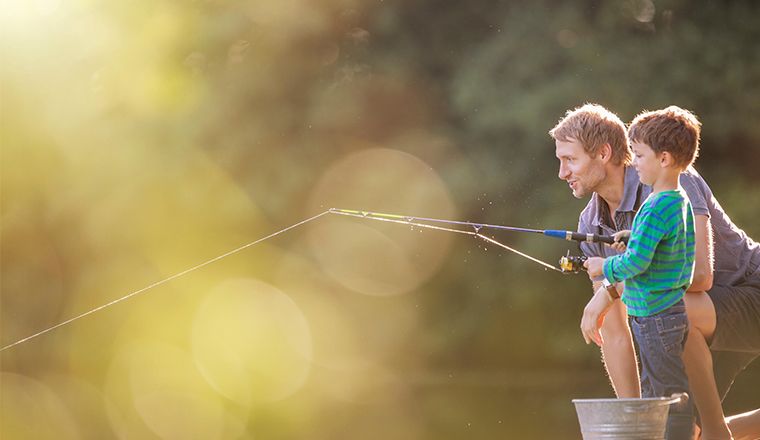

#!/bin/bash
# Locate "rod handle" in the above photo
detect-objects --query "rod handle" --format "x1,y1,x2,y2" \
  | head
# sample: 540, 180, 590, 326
544, 230, 629, 245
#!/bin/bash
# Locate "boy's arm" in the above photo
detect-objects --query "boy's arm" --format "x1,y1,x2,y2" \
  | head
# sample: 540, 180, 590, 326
603, 208, 665, 283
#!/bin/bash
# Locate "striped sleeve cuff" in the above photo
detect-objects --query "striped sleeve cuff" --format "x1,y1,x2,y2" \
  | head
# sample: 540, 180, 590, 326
603, 257, 618, 284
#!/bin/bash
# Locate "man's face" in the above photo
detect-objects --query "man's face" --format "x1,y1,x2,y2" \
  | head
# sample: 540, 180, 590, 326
555, 138, 606, 198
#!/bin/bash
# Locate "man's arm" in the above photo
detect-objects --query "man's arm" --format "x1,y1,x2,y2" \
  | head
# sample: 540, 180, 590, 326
580, 282, 614, 346
577, 215, 640, 398
578, 283, 641, 398
680, 171, 714, 292
688, 214, 714, 292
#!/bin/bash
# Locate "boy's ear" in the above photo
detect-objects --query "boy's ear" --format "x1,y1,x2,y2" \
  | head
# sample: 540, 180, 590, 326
660, 151, 675, 168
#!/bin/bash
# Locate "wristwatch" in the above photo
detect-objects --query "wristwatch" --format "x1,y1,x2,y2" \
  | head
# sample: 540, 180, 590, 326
601, 278, 620, 300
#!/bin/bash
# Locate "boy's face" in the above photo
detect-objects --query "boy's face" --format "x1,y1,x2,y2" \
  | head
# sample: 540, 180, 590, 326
555, 138, 607, 198
631, 141, 661, 186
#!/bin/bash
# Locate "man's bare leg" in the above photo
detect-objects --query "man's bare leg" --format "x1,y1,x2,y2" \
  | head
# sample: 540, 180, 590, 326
683, 292, 732, 440
726, 409, 760, 440
683, 327, 732, 439
600, 300, 641, 398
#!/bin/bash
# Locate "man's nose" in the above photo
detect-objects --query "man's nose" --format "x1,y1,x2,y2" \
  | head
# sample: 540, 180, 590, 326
558, 163, 570, 180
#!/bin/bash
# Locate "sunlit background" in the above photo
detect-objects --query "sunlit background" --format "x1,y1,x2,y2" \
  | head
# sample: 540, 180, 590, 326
2, 0, 759, 438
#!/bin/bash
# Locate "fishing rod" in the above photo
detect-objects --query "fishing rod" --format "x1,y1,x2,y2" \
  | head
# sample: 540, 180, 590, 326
329, 208, 627, 245
330, 208, 567, 273
328, 209, 627, 274
2, 207, 623, 352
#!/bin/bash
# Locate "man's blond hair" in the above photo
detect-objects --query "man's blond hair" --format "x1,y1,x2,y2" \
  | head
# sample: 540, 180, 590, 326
549, 104, 633, 166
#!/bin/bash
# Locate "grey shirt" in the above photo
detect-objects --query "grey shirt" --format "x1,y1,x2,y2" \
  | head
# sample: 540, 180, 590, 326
578, 166, 760, 286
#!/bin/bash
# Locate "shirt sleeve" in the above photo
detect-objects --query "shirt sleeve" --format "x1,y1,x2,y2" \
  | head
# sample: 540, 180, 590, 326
602, 207, 667, 283
680, 168, 710, 217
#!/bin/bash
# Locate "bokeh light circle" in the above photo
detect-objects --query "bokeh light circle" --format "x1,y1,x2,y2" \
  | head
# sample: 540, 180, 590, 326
104, 341, 232, 440
191, 278, 312, 406
308, 147, 455, 296
0, 373, 79, 440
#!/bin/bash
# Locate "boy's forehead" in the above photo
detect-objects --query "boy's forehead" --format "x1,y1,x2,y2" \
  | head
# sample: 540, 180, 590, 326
631, 141, 651, 151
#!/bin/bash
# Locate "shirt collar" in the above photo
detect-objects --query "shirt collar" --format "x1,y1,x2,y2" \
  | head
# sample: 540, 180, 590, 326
591, 166, 643, 227
620, 166, 642, 212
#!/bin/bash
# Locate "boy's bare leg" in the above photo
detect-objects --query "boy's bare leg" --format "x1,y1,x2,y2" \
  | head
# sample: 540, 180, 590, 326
726, 409, 760, 440
683, 292, 732, 440
600, 300, 641, 398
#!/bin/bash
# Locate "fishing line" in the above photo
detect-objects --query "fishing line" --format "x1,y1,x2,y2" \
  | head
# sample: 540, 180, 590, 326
1, 208, 567, 352
476, 234, 563, 273
0, 210, 330, 352
330, 208, 563, 272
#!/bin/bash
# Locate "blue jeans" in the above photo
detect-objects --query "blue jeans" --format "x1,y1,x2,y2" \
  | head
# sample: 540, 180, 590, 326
629, 300, 695, 440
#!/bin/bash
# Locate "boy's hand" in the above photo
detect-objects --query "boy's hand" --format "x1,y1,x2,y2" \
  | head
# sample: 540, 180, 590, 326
583, 257, 605, 278
609, 230, 630, 253
580, 286, 614, 346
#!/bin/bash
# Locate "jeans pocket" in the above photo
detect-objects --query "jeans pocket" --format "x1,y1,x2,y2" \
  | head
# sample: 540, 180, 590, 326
656, 314, 688, 355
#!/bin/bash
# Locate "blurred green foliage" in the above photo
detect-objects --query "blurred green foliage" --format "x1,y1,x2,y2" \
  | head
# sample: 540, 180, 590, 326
2, 0, 759, 438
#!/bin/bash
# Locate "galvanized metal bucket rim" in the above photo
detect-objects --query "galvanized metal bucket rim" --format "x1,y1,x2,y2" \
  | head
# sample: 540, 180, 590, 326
572, 394, 683, 406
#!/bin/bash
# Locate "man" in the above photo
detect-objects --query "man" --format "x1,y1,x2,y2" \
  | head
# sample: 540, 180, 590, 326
549, 104, 760, 440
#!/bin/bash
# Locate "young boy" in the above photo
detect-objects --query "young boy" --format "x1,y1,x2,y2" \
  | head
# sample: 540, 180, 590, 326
583, 106, 702, 440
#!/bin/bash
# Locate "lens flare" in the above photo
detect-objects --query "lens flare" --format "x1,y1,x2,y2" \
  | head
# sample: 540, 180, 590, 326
0, 373, 79, 439
191, 278, 312, 405
104, 341, 236, 440
308, 147, 454, 296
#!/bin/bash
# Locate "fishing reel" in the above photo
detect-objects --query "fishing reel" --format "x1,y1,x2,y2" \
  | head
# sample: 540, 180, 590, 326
559, 252, 587, 273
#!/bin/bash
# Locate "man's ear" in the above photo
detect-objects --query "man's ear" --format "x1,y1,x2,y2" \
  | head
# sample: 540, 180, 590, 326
599, 143, 613, 163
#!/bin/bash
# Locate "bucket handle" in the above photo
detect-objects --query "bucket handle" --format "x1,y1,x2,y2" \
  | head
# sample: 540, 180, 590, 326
666, 392, 689, 411
622, 393, 689, 413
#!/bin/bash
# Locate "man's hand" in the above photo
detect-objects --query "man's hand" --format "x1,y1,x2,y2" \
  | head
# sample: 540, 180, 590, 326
584, 256, 605, 278
609, 230, 630, 253
580, 286, 615, 346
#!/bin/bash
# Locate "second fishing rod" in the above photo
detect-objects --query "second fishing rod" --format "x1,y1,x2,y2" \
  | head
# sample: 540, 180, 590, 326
329, 208, 629, 245
329, 208, 629, 274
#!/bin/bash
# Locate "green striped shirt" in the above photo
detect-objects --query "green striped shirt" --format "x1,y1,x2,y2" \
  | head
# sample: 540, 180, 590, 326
602, 189, 695, 317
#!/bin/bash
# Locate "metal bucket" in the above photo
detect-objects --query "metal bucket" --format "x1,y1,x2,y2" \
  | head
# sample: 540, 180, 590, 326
572, 394, 685, 440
